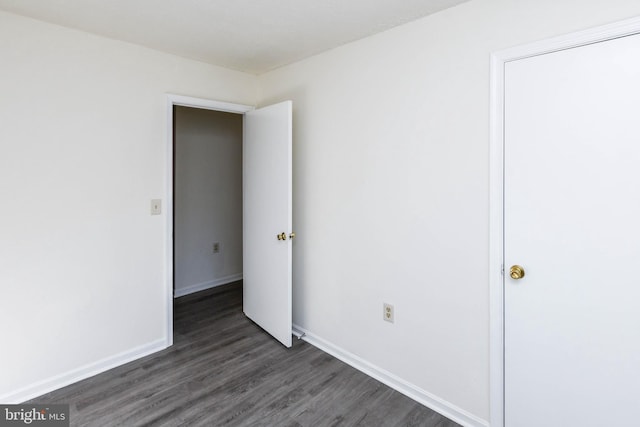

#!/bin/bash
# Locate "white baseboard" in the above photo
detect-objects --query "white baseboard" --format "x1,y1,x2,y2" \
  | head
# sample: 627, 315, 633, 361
0, 338, 167, 404
174, 273, 243, 298
292, 324, 489, 427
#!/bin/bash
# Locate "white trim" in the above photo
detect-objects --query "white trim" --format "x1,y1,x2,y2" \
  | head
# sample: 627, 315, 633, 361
495, 15, 640, 64
173, 273, 243, 298
0, 339, 166, 404
293, 324, 488, 427
168, 94, 254, 114
489, 15, 640, 427
488, 44, 506, 427
165, 94, 254, 347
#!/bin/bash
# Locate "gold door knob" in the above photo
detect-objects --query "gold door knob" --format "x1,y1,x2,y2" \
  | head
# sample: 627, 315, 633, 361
510, 265, 525, 280
289, 232, 296, 240
277, 232, 286, 241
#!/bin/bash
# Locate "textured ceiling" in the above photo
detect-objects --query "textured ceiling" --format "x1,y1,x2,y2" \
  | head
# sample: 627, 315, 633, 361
0, 0, 468, 74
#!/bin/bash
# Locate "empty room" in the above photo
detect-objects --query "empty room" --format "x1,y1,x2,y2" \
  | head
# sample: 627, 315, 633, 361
2, 1, 640, 426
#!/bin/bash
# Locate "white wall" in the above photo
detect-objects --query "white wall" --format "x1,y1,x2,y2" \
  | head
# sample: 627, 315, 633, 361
258, 0, 640, 424
174, 107, 243, 297
0, 11, 256, 401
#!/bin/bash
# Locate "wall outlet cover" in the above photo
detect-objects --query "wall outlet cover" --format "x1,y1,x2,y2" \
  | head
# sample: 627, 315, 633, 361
383, 303, 394, 323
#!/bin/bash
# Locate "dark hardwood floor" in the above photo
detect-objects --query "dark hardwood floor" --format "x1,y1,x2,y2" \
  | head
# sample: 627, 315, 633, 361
30, 282, 460, 427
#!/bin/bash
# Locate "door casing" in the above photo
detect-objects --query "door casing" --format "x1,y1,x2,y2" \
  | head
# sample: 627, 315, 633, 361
165, 95, 253, 347
489, 16, 640, 427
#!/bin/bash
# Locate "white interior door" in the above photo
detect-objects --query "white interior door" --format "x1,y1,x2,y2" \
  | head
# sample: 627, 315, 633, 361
504, 33, 640, 426
243, 101, 293, 348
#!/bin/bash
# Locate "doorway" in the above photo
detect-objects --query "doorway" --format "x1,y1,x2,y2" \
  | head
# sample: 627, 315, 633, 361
173, 106, 243, 298
165, 95, 253, 346
165, 95, 294, 349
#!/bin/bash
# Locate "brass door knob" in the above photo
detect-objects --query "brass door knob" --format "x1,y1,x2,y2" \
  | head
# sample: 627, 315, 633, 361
277, 232, 286, 241
510, 265, 525, 280
289, 232, 296, 240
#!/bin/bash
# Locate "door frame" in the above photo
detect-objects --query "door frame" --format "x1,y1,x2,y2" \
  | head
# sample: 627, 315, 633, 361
164, 94, 253, 346
489, 16, 640, 427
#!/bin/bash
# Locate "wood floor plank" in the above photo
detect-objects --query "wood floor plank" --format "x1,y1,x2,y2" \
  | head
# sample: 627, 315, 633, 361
28, 282, 461, 427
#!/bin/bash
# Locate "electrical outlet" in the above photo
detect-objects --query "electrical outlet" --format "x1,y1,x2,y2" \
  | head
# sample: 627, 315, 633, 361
383, 303, 394, 323
213, 242, 220, 253
150, 199, 162, 215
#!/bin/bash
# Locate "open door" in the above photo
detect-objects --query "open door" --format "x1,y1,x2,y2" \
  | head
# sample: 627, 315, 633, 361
243, 101, 293, 348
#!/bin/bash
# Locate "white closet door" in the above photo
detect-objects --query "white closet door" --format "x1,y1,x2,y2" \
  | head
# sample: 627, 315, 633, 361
504, 33, 640, 426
